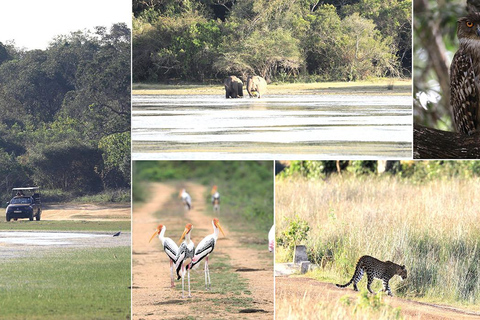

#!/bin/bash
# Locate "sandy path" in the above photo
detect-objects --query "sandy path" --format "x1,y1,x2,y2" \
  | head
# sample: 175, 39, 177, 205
43, 203, 130, 221
276, 277, 480, 319
132, 182, 273, 320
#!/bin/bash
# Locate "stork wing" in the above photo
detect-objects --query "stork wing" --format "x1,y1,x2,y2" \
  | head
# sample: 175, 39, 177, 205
190, 237, 215, 269
174, 243, 187, 279
163, 237, 179, 262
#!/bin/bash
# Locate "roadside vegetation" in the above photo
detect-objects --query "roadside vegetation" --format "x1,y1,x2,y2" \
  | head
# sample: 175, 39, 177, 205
133, 0, 411, 84
276, 160, 480, 309
0, 24, 130, 205
277, 288, 403, 320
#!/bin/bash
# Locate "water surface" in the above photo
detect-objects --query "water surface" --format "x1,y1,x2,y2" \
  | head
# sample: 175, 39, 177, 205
132, 94, 412, 159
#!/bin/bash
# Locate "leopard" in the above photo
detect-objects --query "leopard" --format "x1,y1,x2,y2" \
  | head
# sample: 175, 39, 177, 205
336, 255, 407, 296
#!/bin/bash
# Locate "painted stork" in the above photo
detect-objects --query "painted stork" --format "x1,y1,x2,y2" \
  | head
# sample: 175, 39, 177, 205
149, 224, 179, 287
211, 185, 220, 213
188, 218, 226, 290
174, 223, 195, 298
268, 225, 275, 252
179, 189, 192, 210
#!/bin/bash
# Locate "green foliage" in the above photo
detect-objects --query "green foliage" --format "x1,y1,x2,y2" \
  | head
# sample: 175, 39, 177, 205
278, 160, 351, 179
98, 132, 131, 188
277, 215, 310, 250
0, 24, 131, 201
133, 0, 411, 82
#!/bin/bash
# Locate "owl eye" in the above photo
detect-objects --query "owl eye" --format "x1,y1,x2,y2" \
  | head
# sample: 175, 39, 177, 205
466, 21, 474, 28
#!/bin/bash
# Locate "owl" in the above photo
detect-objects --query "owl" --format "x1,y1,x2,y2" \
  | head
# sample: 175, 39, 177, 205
450, 12, 480, 135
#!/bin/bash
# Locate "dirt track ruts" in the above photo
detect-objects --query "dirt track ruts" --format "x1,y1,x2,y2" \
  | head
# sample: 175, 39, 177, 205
276, 276, 480, 320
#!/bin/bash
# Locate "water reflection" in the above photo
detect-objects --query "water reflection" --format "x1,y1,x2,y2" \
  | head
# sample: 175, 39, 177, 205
132, 94, 412, 159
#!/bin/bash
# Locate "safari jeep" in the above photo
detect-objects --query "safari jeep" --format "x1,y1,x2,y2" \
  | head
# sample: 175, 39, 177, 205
6, 187, 42, 221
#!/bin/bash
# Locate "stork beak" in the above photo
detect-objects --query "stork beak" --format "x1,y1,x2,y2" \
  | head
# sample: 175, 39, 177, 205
179, 227, 189, 242
217, 222, 226, 237
149, 230, 159, 243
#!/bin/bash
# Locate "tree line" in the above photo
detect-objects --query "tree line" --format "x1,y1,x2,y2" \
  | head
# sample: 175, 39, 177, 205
0, 23, 131, 201
132, 0, 412, 83
277, 160, 480, 181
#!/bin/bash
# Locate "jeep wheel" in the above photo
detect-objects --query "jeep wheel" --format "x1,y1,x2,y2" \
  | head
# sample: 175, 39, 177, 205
29, 212, 33, 221
6, 214, 11, 222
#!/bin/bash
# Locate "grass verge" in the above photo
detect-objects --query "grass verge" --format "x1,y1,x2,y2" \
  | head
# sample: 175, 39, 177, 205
0, 247, 131, 320
0, 220, 131, 232
276, 288, 403, 320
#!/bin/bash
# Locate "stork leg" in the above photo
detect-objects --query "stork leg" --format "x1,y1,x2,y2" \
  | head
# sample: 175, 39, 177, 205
181, 264, 185, 298
204, 258, 208, 290
187, 268, 192, 298
205, 256, 211, 290
169, 260, 175, 288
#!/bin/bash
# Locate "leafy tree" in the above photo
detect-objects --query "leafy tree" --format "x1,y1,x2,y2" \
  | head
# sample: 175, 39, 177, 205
31, 143, 103, 194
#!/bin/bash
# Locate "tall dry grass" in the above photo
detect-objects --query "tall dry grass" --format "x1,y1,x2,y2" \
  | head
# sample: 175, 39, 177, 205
276, 175, 480, 305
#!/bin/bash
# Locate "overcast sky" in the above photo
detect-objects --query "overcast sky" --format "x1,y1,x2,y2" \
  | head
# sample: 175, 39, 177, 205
0, 0, 131, 50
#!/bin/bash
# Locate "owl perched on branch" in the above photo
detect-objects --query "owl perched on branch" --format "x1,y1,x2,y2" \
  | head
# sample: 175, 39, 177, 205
451, 12, 480, 135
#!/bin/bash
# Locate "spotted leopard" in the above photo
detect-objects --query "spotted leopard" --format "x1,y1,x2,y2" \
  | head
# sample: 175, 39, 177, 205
336, 255, 407, 296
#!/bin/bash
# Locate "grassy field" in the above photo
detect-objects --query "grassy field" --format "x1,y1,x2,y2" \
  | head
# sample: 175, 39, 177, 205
0, 247, 131, 320
132, 78, 411, 96
276, 175, 480, 309
0, 220, 131, 232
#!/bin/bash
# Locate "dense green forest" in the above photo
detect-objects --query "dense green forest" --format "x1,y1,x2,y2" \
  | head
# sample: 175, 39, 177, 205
133, 161, 273, 231
0, 23, 131, 202
132, 0, 412, 83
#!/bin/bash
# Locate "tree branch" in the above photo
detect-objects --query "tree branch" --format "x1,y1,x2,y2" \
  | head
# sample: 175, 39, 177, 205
414, 124, 480, 159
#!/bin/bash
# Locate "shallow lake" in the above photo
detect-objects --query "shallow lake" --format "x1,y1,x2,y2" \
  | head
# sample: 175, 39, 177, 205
132, 94, 412, 159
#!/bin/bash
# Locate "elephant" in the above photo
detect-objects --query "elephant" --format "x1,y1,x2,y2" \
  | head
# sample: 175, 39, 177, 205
224, 75, 243, 98
246, 75, 267, 98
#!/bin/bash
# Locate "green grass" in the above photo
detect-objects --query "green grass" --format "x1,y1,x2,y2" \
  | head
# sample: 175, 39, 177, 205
0, 247, 131, 320
276, 175, 480, 309
0, 220, 131, 232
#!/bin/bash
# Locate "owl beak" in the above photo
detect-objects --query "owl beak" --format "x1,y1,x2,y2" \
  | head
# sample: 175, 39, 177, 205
476, 25, 480, 37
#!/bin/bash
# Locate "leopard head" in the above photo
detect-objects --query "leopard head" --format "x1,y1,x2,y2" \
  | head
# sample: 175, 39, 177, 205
398, 265, 407, 280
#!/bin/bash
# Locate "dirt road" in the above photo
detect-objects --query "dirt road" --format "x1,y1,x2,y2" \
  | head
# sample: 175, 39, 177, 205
43, 203, 130, 221
132, 182, 274, 319
276, 276, 480, 320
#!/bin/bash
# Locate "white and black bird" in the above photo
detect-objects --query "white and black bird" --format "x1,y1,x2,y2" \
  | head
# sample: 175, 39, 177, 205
268, 225, 275, 252
179, 189, 192, 211
211, 185, 220, 213
188, 218, 225, 290
174, 223, 195, 298
149, 224, 179, 288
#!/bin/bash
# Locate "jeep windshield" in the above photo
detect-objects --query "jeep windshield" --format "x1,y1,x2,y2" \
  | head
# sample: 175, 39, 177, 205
10, 197, 32, 204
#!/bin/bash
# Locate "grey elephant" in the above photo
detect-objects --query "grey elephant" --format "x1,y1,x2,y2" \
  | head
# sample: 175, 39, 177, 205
224, 76, 243, 98
246, 76, 267, 98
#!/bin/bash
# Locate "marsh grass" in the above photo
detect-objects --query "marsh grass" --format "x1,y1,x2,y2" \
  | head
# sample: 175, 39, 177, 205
276, 175, 480, 306
0, 247, 131, 320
